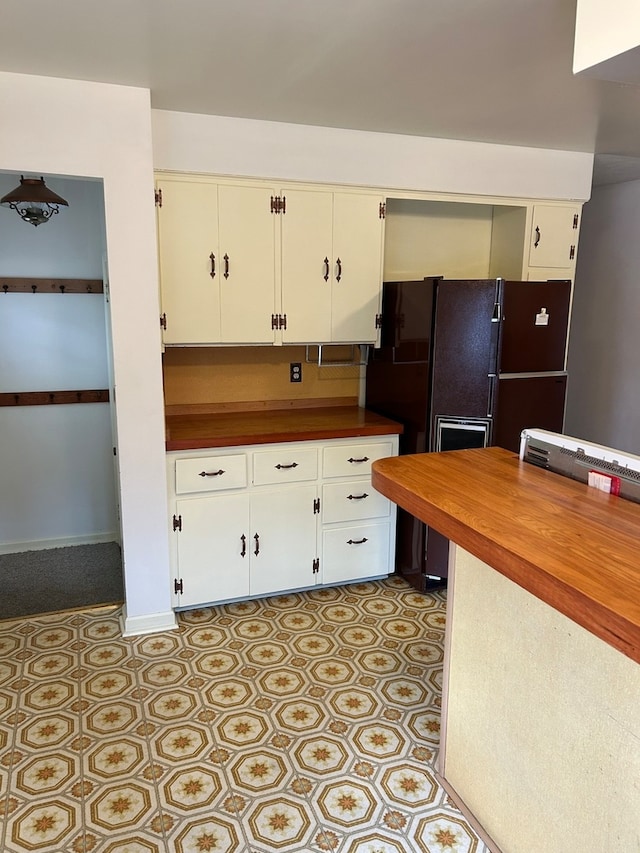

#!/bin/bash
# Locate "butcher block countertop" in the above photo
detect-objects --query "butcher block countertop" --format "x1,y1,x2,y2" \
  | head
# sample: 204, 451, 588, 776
165, 406, 403, 451
372, 446, 640, 663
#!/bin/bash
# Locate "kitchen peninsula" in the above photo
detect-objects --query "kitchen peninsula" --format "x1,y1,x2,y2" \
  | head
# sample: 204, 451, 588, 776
372, 447, 640, 853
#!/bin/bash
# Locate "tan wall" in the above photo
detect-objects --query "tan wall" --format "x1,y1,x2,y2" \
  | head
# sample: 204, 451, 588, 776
163, 346, 361, 409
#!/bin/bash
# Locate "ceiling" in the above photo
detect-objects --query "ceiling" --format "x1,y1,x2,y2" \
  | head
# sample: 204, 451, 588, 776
3, 0, 640, 184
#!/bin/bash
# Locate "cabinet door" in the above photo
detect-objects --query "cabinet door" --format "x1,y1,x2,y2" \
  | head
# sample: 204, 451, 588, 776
157, 179, 221, 344
250, 486, 318, 596
280, 189, 333, 343
175, 494, 250, 607
332, 193, 384, 343
528, 205, 580, 269
218, 184, 277, 344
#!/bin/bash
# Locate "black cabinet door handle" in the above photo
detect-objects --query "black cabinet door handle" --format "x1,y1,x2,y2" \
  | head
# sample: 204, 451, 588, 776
254, 533, 260, 556
240, 534, 246, 558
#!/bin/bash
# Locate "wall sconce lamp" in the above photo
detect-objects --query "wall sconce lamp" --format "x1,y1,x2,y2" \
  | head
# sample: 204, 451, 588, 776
1, 175, 69, 227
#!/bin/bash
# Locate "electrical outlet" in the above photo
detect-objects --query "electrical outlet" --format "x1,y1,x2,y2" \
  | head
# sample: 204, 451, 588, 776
290, 362, 302, 383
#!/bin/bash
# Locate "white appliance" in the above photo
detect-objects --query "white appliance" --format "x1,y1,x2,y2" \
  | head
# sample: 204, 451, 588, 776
519, 428, 640, 505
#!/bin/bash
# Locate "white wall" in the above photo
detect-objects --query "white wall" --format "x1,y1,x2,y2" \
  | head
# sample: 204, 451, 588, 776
574, 0, 640, 82
0, 72, 174, 634
151, 110, 594, 202
565, 180, 640, 455
0, 174, 118, 550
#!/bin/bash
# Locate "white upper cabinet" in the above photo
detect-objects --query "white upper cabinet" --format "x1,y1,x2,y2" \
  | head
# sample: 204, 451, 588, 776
280, 188, 385, 344
156, 174, 385, 346
527, 204, 580, 271
156, 176, 277, 345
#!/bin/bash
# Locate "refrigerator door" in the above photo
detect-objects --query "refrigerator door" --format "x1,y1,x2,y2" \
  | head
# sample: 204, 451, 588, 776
500, 279, 571, 373
429, 278, 500, 447
366, 279, 436, 455
494, 374, 567, 453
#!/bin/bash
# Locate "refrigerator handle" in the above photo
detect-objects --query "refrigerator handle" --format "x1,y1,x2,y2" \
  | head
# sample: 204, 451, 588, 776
491, 301, 501, 322
487, 373, 496, 418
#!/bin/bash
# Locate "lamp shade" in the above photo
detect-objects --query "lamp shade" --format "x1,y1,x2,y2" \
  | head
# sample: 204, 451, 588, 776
1, 175, 69, 226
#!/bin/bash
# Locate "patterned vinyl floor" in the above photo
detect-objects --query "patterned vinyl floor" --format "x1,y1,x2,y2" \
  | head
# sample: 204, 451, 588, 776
0, 576, 490, 853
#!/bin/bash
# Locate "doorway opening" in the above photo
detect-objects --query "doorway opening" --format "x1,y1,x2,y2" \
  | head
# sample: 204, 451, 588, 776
0, 171, 123, 619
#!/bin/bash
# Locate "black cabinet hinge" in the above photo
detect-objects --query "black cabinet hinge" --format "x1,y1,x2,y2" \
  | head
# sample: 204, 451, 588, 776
379, 201, 386, 219
375, 313, 382, 329
160, 313, 167, 330
313, 497, 320, 514
270, 195, 287, 214
312, 558, 320, 574
155, 188, 163, 207
174, 578, 183, 594
173, 514, 182, 532
271, 313, 287, 330
573, 213, 579, 229
569, 245, 576, 260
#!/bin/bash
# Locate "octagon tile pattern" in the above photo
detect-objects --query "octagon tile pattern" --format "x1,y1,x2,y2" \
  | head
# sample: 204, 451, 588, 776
0, 577, 490, 852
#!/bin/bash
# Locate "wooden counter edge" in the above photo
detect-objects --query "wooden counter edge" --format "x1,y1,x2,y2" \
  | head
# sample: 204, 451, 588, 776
372, 455, 640, 664
166, 421, 402, 450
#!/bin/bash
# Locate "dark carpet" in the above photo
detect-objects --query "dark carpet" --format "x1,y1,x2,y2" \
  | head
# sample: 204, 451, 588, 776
0, 542, 124, 620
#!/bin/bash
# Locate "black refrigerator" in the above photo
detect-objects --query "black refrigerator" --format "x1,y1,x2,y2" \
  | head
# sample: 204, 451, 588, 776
365, 276, 571, 592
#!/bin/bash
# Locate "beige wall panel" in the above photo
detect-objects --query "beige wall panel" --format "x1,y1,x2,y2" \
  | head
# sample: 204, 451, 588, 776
383, 199, 493, 281
163, 346, 360, 406
444, 547, 640, 853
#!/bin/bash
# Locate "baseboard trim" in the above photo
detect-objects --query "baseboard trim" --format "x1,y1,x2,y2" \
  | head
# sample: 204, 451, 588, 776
121, 606, 178, 637
0, 532, 120, 555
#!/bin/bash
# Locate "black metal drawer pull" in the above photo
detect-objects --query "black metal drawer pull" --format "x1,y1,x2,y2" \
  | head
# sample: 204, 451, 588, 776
254, 533, 260, 556
223, 253, 230, 279
240, 534, 246, 558
199, 469, 225, 477
347, 493, 368, 500
347, 456, 369, 464
275, 462, 298, 470
336, 257, 342, 282
209, 252, 216, 278
323, 257, 330, 281
347, 537, 368, 545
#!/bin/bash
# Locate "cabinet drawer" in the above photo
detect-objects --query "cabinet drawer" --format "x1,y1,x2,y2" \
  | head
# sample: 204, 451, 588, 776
253, 447, 318, 485
322, 523, 391, 585
322, 441, 394, 478
322, 480, 390, 523
175, 454, 247, 494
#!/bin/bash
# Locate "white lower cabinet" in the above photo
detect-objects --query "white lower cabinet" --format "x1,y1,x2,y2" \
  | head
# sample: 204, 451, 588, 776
167, 434, 398, 609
